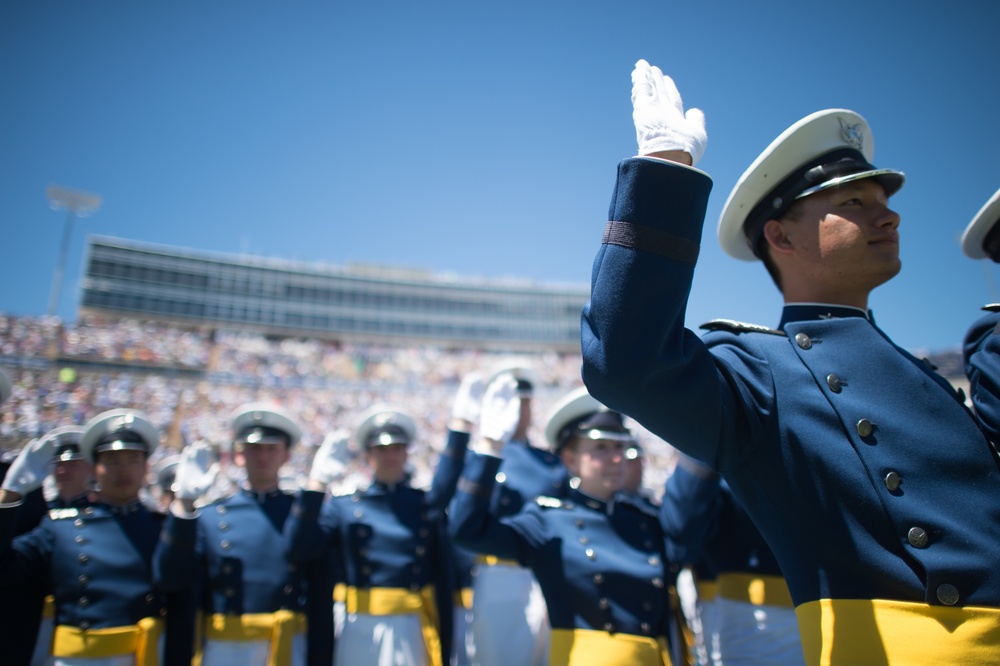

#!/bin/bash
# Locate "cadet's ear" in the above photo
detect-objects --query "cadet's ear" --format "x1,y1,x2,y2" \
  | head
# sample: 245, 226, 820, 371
762, 219, 795, 255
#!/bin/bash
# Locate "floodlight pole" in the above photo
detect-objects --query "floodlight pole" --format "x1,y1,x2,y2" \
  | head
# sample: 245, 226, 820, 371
46, 185, 102, 317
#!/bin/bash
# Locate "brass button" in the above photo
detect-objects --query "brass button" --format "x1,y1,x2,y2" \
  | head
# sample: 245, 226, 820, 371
74, 519, 84, 528
495, 473, 507, 483
593, 573, 604, 584
826, 374, 844, 393
856, 419, 874, 438
219, 522, 229, 531
79, 596, 90, 607
907, 527, 929, 548
599, 598, 609, 609
78, 575, 89, 586
884, 471, 901, 492
579, 537, 590, 545
415, 545, 426, 556
648, 555, 660, 567
78, 553, 89, 564
354, 510, 364, 519
641, 622, 650, 634
79, 621, 90, 629
216, 506, 227, 514
220, 540, 231, 550
146, 593, 155, 603
603, 622, 614, 632
936, 584, 959, 606
410, 583, 419, 592
795, 333, 812, 349
75, 535, 86, 544
283, 585, 294, 595
585, 548, 596, 560
652, 577, 664, 588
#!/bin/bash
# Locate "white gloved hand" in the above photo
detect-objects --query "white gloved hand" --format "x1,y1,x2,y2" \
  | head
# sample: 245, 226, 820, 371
173, 440, 219, 502
451, 372, 487, 424
631, 59, 707, 165
478, 373, 522, 447
310, 429, 349, 487
1, 436, 55, 495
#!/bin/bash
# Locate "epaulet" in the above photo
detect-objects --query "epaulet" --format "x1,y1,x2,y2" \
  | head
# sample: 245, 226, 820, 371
48, 507, 80, 520
699, 318, 785, 336
535, 496, 564, 509
981, 304, 1000, 313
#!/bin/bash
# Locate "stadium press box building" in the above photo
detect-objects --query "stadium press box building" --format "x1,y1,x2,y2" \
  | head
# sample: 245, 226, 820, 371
79, 236, 589, 352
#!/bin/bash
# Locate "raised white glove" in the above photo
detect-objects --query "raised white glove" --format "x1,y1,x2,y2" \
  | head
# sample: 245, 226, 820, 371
173, 440, 219, 502
478, 373, 522, 446
310, 429, 349, 487
1, 436, 55, 495
631, 59, 707, 165
451, 372, 487, 424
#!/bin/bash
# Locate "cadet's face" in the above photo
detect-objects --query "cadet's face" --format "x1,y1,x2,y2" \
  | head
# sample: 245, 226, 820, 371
53, 459, 93, 497
94, 450, 147, 505
770, 180, 901, 303
565, 438, 626, 500
237, 443, 289, 489
624, 456, 643, 493
368, 443, 408, 485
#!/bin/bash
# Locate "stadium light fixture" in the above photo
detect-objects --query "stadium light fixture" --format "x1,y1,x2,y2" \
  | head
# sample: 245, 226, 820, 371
47, 184, 102, 317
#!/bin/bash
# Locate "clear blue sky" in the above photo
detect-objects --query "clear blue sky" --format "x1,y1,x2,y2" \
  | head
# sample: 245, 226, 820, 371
2, 1, 999, 354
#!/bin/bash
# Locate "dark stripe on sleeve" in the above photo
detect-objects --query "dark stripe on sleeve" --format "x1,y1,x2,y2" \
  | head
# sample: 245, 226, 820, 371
602, 220, 700, 265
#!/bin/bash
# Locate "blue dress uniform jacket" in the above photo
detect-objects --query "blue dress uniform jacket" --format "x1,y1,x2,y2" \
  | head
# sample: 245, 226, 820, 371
449, 451, 675, 666
155, 486, 329, 665
581, 158, 1000, 662
286, 428, 469, 666
487, 439, 570, 518
963, 308, 1000, 445
0, 500, 189, 665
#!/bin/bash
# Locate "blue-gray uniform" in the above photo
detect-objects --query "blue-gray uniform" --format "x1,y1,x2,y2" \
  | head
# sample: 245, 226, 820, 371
287, 427, 469, 666
662, 462, 803, 665
0, 499, 185, 665
450, 451, 677, 666
156, 405, 329, 666
581, 156, 1000, 661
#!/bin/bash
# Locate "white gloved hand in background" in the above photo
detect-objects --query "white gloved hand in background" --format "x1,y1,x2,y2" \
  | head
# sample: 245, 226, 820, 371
173, 440, 219, 502
631, 59, 707, 166
451, 372, 487, 425
1, 436, 55, 496
310, 429, 349, 488
476, 373, 522, 453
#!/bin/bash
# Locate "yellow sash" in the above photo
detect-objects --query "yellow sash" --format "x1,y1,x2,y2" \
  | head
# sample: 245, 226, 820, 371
796, 598, 1000, 665
41, 594, 55, 619
474, 554, 520, 567
717, 572, 794, 608
53, 617, 163, 666
204, 610, 306, 666
333, 582, 347, 603
454, 588, 474, 609
695, 580, 718, 603
345, 585, 442, 666
549, 627, 672, 666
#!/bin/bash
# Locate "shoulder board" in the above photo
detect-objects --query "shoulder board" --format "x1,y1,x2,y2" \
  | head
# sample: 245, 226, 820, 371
48, 508, 80, 520
699, 318, 785, 336
535, 496, 564, 509
981, 304, 1000, 313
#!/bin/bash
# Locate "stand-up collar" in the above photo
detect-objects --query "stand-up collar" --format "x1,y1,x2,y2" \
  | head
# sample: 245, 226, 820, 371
779, 303, 871, 330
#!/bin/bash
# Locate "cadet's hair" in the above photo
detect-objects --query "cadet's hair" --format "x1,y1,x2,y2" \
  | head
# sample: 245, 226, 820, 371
756, 199, 807, 293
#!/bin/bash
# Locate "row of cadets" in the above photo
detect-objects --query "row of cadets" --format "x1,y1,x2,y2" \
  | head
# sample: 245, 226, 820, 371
581, 59, 1000, 663
0, 407, 194, 666
449, 377, 686, 666
287, 399, 471, 666
156, 402, 332, 666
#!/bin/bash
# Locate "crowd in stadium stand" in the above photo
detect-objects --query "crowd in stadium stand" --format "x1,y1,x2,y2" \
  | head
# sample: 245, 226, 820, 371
0, 312, 683, 499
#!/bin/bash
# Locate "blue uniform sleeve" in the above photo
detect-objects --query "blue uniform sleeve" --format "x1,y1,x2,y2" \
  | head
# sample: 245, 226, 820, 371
152, 511, 200, 591
424, 429, 470, 510
448, 452, 546, 565
660, 460, 722, 566
963, 309, 1000, 444
581, 158, 774, 471
286, 489, 339, 564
